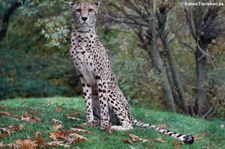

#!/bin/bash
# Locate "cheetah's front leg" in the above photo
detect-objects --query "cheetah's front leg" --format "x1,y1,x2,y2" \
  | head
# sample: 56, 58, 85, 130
80, 78, 94, 124
97, 79, 110, 129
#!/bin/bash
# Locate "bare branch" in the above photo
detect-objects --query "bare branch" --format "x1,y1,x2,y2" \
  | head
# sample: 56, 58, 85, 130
202, 107, 214, 119
179, 40, 195, 52
140, 0, 151, 16
102, 13, 148, 27
184, 7, 197, 39
107, 2, 149, 27
125, 0, 143, 16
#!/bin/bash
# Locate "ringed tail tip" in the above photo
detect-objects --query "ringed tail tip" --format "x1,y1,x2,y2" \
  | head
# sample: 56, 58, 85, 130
183, 135, 194, 144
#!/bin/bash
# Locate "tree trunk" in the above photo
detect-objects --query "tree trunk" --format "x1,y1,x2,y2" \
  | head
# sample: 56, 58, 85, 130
195, 41, 208, 116
147, 42, 176, 112
0, 1, 23, 42
160, 36, 189, 113
144, 0, 175, 112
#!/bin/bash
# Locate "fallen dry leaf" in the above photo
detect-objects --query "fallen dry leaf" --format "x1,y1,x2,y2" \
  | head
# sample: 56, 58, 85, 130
30, 116, 42, 122
51, 119, 62, 125
82, 120, 100, 128
16, 139, 38, 149
202, 147, 210, 149
55, 107, 62, 113
70, 128, 92, 134
69, 133, 88, 143
140, 138, 148, 143
12, 124, 24, 131
20, 112, 42, 122
1, 124, 23, 135
128, 133, 148, 143
0, 112, 11, 116
158, 123, 168, 129
66, 112, 81, 117
199, 131, 209, 137
33, 131, 46, 148
0, 132, 8, 139
50, 130, 69, 141
46, 124, 89, 147
20, 116, 30, 122
123, 139, 133, 145
172, 140, 182, 149
66, 113, 81, 121
67, 116, 81, 121
71, 124, 85, 129
0, 111, 42, 122
21, 116, 42, 122
36, 131, 41, 136
47, 132, 87, 147
149, 144, 156, 148
129, 134, 139, 142
0, 106, 6, 109
154, 137, 166, 143
63, 136, 76, 143
193, 135, 202, 141
0, 142, 19, 148
0, 112, 20, 121
47, 141, 70, 148
54, 124, 63, 131
23, 112, 29, 118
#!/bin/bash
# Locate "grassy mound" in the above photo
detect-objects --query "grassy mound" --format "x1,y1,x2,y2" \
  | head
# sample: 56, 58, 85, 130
0, 97, 224, 148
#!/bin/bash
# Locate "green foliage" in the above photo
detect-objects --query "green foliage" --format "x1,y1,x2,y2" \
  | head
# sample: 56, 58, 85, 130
0, 97, 224, 148
0, 0, 81, 100
33, 0, 72, 48
0, 47, 80, 100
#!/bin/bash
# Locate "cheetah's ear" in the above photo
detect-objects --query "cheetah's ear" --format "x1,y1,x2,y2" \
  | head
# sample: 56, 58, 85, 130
94, 1, 100, 8
69, 1, 76, 8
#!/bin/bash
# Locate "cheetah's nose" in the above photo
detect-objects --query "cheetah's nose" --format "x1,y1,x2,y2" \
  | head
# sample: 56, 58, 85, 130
82, 17, 88, 21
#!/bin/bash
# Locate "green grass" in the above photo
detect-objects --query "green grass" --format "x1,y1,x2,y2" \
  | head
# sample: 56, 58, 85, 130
0, 97, 224, 149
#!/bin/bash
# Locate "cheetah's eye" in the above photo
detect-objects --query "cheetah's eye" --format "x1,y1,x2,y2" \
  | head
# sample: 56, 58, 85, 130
76, 9, 81, 12
88, 9, 93, 12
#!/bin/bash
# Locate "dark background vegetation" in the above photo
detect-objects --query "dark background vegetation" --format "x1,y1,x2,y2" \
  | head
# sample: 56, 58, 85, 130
0, 0, 224, 119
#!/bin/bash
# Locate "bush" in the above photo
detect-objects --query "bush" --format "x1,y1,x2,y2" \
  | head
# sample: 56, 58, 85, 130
0, 47, 80, 100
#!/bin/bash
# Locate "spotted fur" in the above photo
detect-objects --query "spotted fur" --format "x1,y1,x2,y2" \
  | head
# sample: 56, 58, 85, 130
69, 1, 194, 144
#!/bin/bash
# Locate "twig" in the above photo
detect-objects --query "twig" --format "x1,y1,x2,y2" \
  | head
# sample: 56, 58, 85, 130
184, 83, 211, 91
196, 41, 211, 58
202, 107, 214, 119
179, 40, 195, 52
196, 41, 214, 65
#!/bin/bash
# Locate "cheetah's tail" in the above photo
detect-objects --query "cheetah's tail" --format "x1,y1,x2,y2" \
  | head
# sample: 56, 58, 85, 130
131, 118, 194, 144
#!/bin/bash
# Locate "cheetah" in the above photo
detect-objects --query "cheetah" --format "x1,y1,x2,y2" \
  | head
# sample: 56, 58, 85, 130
69, 1, 194, 144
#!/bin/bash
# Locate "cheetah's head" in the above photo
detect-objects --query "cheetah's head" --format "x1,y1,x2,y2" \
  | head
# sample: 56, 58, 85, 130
70, 1, 100, 28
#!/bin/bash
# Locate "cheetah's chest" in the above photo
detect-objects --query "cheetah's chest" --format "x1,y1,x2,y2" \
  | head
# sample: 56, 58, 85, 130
70, 39, 99, 85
